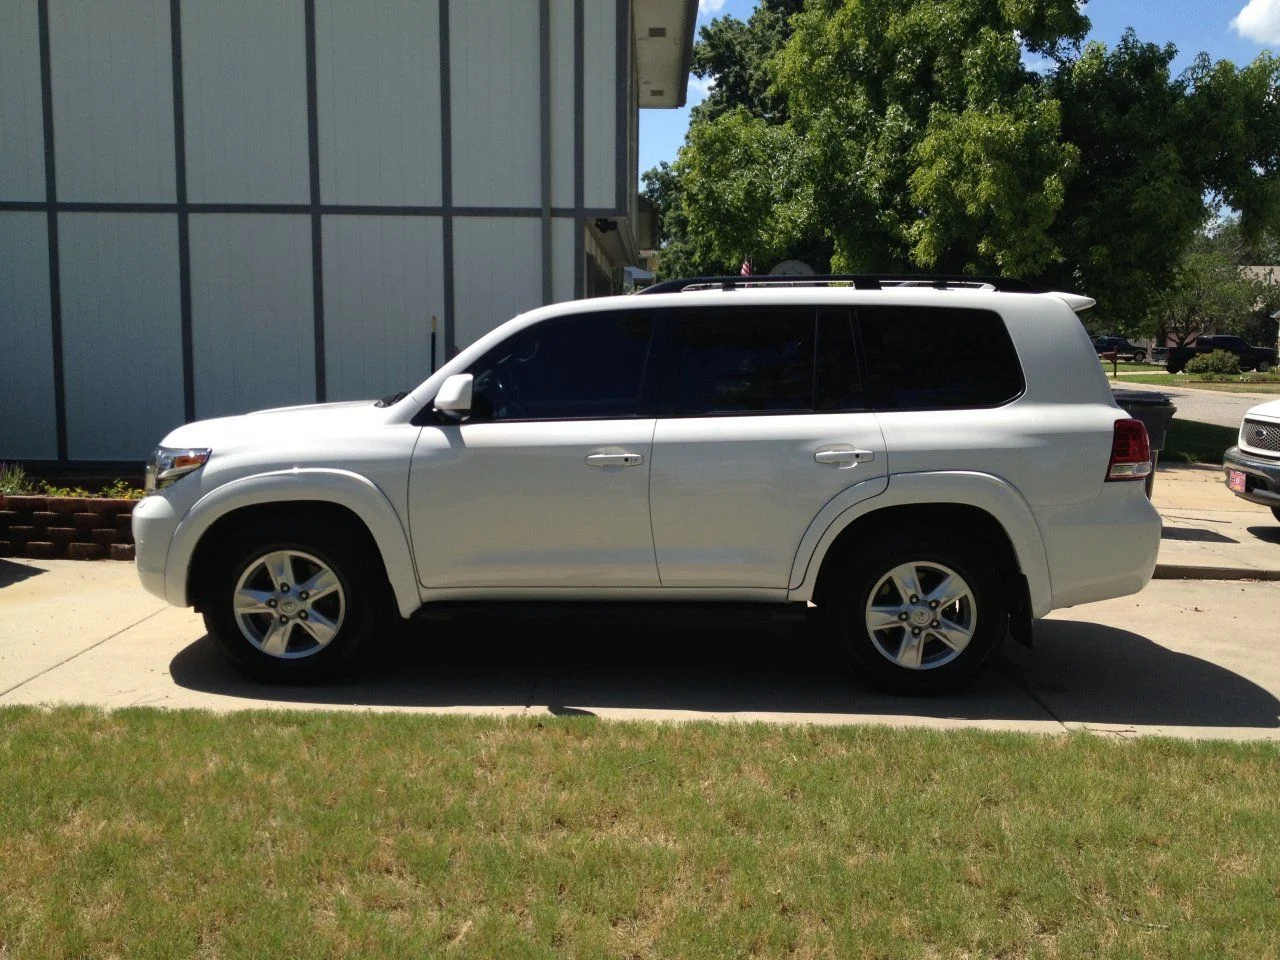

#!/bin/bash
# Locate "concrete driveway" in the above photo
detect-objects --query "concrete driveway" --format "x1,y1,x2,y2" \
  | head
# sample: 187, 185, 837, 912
3, 557, 1279, 740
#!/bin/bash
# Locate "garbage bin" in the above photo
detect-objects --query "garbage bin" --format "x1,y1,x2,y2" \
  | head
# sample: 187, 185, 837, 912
1111, 388, 1177, 498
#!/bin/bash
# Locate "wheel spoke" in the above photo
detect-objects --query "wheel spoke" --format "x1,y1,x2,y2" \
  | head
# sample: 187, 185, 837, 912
298, 610, 338, 645
896, 631, 925, 667
259, 618, 293, 657
867, 604, 907, 632
932, 617, 973, 652
926, 574, 967, 611
889, 563, 922, 604
262, 551, 294, 591
298, 567, 340, 602
233, 587, 275, 615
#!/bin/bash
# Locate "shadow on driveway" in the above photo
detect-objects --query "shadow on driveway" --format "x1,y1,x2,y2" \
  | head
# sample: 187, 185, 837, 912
168, 610, 1280, 732
0, 559, 46, 589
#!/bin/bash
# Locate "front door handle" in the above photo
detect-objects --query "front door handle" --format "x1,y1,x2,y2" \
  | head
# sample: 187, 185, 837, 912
586, 452, 645, 468
814, 446, 874, 466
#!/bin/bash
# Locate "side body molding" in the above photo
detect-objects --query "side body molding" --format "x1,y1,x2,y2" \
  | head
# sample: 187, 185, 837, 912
787, 471, 1054, 617
163, 469, 423, 618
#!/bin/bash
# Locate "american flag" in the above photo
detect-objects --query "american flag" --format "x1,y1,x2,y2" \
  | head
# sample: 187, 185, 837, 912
740, 258, 752, 276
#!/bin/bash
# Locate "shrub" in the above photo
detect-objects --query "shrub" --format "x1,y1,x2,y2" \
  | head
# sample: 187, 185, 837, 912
1186, 349, 1241, 375
0, 462, 36, 496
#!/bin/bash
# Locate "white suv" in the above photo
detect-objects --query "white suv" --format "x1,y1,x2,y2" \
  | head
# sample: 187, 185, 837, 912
133, 276, 1161, 693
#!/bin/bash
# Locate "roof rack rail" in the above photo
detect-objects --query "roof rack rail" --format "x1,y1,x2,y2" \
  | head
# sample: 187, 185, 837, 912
636, 274, 1038, 295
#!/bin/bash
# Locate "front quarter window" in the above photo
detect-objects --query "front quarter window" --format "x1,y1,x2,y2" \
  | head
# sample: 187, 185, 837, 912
465, 312, 656, 422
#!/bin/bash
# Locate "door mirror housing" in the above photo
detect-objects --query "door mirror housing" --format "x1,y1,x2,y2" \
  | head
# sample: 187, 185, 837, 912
433, 374, 473, 420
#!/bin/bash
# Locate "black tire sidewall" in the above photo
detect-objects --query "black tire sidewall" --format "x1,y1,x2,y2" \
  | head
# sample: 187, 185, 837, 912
1272, 506, 1280, 524
822, 535, 1007, 695
201, 523, 384, 682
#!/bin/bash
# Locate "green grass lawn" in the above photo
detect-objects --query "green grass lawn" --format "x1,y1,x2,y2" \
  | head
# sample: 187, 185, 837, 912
1121, 373, 1280, 393
1161, 419, 1239, 465
3, 708, 1279, 959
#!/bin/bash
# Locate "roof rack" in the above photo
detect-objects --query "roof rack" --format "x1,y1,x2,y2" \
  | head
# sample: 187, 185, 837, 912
636, 274, 1038, 295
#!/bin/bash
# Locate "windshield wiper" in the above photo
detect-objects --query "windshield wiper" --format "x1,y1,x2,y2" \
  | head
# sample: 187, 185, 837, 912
375, 390, 408, 408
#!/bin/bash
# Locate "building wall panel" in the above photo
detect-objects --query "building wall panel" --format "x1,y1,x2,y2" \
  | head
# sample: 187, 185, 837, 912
0, 2, 46, 201
552, 217, 577, 304
59, 213, 183, 460
181, 0, 309, 204
49, 0, 176, 203
450, 0, 540, 208
549, 0, 575, 210
452, 217, 542, 350
0, 214, 57, 459
189, 214, 314, 419
323, 216, 445, 401
316, 0, 442, 206
582, 0, 617, 210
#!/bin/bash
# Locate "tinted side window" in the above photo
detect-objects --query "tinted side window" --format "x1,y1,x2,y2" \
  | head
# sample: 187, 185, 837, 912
857, 306, 1024, 411
668, 307, 815, 416
466, 312, 655, 421
815, 310, 863, 411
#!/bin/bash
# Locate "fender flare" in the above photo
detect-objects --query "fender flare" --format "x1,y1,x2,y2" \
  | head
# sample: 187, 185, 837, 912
788, 471, 1054, 617
164, 468, 422, 618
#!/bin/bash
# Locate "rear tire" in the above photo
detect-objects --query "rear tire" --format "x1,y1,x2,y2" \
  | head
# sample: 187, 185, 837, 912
1259, 360, 1273, 373
200, 517, 391, 682
1272, 507, 1280, 524
820, 532, 1007, 695
1130, 350, 1146, 364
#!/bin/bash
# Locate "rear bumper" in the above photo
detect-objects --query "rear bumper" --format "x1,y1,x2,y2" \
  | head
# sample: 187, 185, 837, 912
1223, 447, 1280, 508
1036, 485, 1161, 610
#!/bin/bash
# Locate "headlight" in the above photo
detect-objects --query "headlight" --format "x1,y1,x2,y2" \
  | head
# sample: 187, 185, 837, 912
145, 446, 212, 493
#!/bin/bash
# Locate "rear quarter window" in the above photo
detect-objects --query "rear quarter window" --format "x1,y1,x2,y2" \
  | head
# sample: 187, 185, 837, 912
857, 306, 1025, 411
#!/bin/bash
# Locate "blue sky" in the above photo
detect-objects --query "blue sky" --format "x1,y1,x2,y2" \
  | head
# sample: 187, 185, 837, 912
638, 0, 1280, 184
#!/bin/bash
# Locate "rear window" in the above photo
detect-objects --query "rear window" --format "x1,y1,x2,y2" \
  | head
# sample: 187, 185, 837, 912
857, 306, 1024, 411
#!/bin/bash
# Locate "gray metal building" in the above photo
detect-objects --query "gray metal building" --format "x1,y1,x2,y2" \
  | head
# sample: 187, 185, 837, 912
0, 0, 694, 464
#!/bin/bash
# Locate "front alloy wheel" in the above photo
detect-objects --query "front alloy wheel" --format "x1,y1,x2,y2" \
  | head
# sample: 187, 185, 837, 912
233, 550, 345, 659
202, 519, 388, 682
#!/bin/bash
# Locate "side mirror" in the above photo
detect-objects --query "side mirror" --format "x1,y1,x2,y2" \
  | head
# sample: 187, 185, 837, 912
433, 373, 473, 420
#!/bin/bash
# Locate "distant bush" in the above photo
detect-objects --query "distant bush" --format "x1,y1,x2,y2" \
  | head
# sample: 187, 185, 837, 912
1186, 350, 1241, 375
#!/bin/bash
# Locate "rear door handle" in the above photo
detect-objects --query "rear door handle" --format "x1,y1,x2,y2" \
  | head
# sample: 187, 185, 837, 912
586, 452, 645, 467
814, 446, 874, 466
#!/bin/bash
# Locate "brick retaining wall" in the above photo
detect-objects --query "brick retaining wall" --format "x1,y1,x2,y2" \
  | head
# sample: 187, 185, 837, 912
0, 494, 136, 561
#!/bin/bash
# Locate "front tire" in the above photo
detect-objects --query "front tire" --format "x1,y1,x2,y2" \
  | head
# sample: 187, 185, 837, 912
201, 519, 390, 682
820, 533, 1007, 695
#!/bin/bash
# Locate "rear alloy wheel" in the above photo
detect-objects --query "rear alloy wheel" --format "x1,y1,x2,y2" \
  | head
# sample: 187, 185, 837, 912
202, 521, 388, 682
822, 534, 1007, 694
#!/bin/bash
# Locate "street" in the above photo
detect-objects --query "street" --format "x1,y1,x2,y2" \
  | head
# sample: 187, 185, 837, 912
1111, 375, 1274, 428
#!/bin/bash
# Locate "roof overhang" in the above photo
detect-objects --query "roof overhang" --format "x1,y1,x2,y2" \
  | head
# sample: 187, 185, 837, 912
633, 0, 699, 108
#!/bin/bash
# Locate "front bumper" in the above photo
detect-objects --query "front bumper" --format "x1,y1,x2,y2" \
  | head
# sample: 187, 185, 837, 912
131, 494, 181, 603
1223, 446, 1280, 508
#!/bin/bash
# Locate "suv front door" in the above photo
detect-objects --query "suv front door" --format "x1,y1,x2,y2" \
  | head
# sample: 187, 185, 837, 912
409, 310, 661, 588
648, 306, 888, 589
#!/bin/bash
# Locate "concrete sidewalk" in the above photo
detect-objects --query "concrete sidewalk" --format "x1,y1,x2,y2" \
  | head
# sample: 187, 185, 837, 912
1151, 463, 1280, 580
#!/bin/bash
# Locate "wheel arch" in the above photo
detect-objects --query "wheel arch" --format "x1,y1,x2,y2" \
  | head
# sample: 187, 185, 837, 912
167, 469, 421, 618
789, 472, 1053, 623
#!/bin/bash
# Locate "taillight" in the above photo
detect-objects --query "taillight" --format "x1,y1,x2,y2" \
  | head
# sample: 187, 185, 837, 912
1107, 418, 1152, 481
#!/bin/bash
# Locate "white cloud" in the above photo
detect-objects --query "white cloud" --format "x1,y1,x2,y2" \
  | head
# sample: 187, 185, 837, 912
686, 74, 716, 103
698, 0, 729, 17
1233, 0, 1280, 44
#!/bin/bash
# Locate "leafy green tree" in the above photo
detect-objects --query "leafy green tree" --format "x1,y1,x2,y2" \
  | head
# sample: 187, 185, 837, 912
1144, 234, 1266, 347
645, 0, 1280, 314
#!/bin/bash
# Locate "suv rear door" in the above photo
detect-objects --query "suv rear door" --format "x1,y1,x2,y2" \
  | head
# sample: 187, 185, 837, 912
648, 305, 888, 588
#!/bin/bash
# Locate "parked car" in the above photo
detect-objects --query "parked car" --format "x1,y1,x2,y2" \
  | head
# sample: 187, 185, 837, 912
1165, 335, 1278, 373
1092, 335, 1147, 363
1223, 399, 1280, 523
133, 277, 1162, 694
